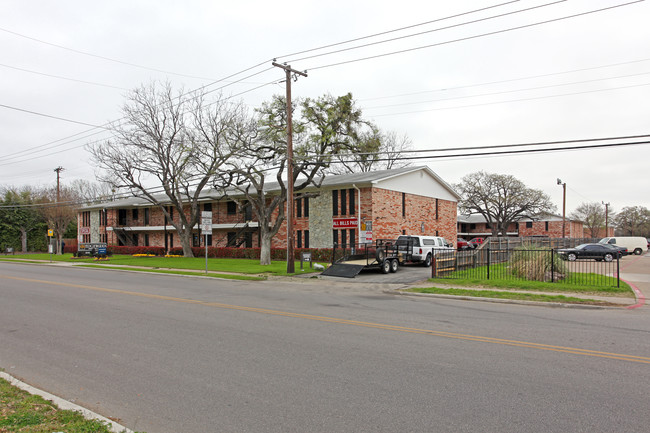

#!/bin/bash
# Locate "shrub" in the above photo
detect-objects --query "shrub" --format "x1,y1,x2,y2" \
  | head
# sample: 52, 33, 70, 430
510, 246, 568, 282
108, 245, 166, 256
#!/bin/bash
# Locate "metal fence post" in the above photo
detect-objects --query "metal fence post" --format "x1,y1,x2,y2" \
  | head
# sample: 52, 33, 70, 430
551, 249, 555, 283
616, 255, 620, 288
487, 247, 491, 280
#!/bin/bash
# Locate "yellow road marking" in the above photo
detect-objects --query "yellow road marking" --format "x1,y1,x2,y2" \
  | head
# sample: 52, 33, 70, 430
3, 273, 650, 364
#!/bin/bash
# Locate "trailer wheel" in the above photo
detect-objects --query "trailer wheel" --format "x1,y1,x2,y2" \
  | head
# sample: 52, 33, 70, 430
376, 247, 386, 262
390, 258, 399, 273
381, 259, 391, 274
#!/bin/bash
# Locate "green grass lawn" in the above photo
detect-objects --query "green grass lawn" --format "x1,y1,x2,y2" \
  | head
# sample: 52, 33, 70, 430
0, 253, 324, 276
0, 377, 139, 432
432, 263, 632, 295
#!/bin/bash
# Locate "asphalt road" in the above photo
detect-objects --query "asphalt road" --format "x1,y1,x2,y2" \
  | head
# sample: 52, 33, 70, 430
1, 262, 650, 433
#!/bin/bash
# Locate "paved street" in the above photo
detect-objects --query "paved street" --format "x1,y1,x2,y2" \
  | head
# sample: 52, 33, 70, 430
1, 261, 650, 433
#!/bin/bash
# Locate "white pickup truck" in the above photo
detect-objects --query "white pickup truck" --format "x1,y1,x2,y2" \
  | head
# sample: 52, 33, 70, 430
396, 235, 453, 267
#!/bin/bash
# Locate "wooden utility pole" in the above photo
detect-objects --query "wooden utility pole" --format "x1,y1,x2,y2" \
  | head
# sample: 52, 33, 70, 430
272, 61, 307, 274
54, 166, 64, 254
602, 201, 610, 236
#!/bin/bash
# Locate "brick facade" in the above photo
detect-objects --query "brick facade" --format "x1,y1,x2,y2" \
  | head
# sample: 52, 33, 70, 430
78, 167, 460, 251
458, 215, 586, 239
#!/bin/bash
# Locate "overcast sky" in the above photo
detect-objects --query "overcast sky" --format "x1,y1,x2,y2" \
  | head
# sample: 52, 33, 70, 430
2, 0, 649, 216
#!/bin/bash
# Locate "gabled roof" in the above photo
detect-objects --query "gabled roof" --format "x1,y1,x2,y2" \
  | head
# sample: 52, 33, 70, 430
84, 166, 460, 210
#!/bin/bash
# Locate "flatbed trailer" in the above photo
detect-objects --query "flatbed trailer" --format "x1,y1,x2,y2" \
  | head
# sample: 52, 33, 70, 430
321, 239, 414, 278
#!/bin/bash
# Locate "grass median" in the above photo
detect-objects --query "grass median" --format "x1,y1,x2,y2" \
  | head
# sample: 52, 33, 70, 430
405, 287, 622, 306
421, 275, 632, 295
0, 376, 141, 433
0, 253, 325, 277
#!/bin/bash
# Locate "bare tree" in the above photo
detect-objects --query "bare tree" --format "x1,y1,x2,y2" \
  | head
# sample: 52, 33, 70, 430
614, 206, 650, 236
36, 186, 80, 254
329, 128, 413, 174
90, 82, 240, 257
456, 172, 556, 236
214, 93, 367, 265
69, 179, 115, 204
570, 202, 606, 238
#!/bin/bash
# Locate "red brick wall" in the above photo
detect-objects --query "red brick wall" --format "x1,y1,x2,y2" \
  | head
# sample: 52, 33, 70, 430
371, 188, 457, 241
92, 188, 459, 249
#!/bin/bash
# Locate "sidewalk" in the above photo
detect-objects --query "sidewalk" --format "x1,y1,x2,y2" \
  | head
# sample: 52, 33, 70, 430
617, 253, 649, 309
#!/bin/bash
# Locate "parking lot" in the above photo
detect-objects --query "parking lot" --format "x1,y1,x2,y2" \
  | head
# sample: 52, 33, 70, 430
320, 262, 433, 284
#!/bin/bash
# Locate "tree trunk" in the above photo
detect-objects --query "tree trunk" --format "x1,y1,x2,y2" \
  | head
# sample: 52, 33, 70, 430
260, 232, 272, 265
178, 228, 195, 258
20, 228, 27, 253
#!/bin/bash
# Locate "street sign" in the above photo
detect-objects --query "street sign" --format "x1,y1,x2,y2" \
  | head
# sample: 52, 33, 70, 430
201, 211, 212, 234
48, 229, 53, 237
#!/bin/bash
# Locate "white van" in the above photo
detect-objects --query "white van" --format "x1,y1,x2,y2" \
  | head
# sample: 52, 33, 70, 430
599, 236, 647, 256
396, 235, 453, 266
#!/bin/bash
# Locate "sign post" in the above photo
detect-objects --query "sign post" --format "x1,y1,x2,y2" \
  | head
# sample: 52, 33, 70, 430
201, 211, 213, 274
47, 229, 53, 262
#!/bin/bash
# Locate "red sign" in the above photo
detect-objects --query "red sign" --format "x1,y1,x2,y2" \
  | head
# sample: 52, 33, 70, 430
333, 218, 358, 229
79, 227, 90, 235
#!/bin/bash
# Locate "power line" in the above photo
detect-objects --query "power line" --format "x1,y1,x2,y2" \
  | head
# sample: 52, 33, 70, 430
286, 0, 566, 64
368, 81, 650, 117
295, 134, 650, 160
0, 103, 109, 129
363, 70, 650, 110
0, 26, 219, 81
359, 57, 650, 102
305, 1, 644, 71
0, 69, 280, 165
0, 62, 129, 90
274, 0, 521, 61
327, 139, 650, 165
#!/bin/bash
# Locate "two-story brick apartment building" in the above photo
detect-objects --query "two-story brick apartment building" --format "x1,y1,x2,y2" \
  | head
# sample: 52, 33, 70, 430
457, 213, 586, 238
78, 166, 460, 251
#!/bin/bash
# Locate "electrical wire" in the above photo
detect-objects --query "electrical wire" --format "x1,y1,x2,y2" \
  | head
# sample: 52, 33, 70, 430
0, 70, 280, 165
294, 134, 650, 160
359, 57, 650, 102
363, 71, 650, 110
0, 26, 220, 81
0, 62, 129, 90
305, 1, 644, 71
285, 0, 566, 64
368, 81, 650, 117
0, 103, 109, 129
274, 0, 521, 61
0, 2, 540, 163
2, 135, 646, 208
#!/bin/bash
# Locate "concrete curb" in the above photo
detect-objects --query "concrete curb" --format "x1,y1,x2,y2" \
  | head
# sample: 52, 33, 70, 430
385, 288, 625, 309
0, 371, 133, 433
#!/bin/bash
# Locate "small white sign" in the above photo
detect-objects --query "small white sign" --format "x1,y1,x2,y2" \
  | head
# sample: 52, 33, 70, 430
360, 230, 373, 244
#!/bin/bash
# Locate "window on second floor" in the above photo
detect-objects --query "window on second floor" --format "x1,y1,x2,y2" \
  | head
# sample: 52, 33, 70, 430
118, 209, 127, 226
227, 201, 237, 215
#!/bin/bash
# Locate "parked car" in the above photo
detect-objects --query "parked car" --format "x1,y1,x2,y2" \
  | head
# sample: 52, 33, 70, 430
598, 236, 647, 256
469, 237, 485, 248
396, 235, 453, 267
457, 238, 471, 250
557, 243, 626, 262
